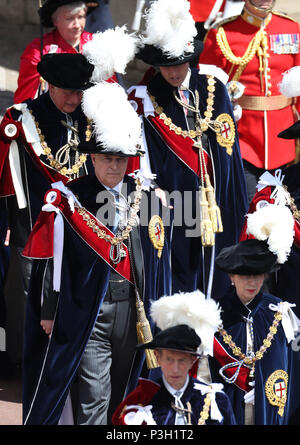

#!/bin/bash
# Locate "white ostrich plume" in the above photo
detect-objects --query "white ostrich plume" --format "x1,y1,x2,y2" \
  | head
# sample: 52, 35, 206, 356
142, 0, 197, 59
82, 26, 139, 82
82, 82, 142, 155
150, 290, 222, 355
278, 66, 300, 98
246, 204, 295, 264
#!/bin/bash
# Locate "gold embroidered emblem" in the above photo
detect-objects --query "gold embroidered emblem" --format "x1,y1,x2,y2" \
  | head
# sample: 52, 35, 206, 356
215, 113, 235, 155
148, 215, 164, 258
265, 370, 288, 417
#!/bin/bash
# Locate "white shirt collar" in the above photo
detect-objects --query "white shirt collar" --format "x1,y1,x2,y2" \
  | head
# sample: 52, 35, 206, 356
179, 68, 191, 91
162, 374, 190, 398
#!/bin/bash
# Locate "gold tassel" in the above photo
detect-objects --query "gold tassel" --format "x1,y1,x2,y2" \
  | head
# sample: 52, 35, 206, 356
204, 174, 223, 234
199, 186, 215, 247
135, 290, 159, 369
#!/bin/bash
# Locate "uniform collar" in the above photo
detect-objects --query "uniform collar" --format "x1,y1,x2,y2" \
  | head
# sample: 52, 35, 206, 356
241, 6, 272, 28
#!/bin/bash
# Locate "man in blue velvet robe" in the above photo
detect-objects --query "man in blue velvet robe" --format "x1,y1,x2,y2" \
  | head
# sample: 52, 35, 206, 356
21, 81, 172, 425
0, 53, 94, 371
127, 0, 248, 299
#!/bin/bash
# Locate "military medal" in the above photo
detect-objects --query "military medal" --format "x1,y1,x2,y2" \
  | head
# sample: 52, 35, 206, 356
215, 113, 235, 156
265, 370, 288, 416
270, 33, 299, 54
148, 215, 164, 258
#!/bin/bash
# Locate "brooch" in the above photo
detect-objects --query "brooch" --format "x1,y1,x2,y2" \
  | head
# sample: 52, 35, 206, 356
148, 215, 164, 258
215, 113, 235, 155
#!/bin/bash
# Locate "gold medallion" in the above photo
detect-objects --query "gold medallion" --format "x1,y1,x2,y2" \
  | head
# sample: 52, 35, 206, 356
215, 113, 235, 155
265, 370, 288, 417
148, 215, 165, 259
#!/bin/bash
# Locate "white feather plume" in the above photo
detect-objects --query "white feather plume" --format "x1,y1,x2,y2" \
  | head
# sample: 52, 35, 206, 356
82, 26, 139, 82
246, 204, 295, 264
82, 82, 142, 155
278, 66, 300, 98
142, 0, 197, 59
150, 290, 222, 355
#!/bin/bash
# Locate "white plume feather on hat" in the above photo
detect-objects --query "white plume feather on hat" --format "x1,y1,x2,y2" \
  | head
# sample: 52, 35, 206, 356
150, 290, 222, 356
246, 204, 295, 264
82, 82, 142, 155
82, 25, 139, 82
278, 66, 300, 98
141, 0, 197, 59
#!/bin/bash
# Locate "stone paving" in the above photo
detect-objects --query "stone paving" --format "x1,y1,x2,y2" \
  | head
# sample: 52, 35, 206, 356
0, 0, 299, 426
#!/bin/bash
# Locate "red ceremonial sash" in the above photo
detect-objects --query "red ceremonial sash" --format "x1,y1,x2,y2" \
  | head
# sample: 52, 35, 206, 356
213, 337, 252, 392
148, 113, 212, 178
189, 336, 251, 392
23, 192, 134, 284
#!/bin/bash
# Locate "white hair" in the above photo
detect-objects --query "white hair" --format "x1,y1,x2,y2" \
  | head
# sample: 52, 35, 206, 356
52, 1, 87, 24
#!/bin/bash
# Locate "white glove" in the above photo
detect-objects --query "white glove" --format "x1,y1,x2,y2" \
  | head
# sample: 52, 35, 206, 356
244, 382, 255, 405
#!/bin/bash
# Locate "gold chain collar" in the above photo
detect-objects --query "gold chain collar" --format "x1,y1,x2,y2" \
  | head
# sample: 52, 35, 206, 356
29, 109, 88, 179
149, 75, 219, 140
75, 178, 143, 247
218, 310, 282, 366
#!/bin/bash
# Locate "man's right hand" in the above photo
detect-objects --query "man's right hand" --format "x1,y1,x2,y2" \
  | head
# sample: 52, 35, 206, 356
40, 320, 54, 337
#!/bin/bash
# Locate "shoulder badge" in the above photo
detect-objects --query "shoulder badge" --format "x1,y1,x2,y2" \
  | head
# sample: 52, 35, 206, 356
215, 113, 235, 155
265, 370, 288, 417
148, 215, 164, 258
214, 15, 240, 29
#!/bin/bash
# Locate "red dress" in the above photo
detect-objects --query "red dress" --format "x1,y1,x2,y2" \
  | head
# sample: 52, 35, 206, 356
14, 29, 93, 104
199, 9, 300, 170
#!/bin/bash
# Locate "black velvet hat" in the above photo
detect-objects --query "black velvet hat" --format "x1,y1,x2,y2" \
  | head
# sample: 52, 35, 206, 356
136, 39, 204, 67
39, 0, 99, 28
37, 53, 94, 90
278, 120, 300, 140
215, 239, 279, 275
137, 324, 202, 356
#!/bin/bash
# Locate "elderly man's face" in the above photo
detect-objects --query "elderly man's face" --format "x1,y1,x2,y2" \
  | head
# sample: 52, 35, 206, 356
91, 153, 129, 188
49, 84, 83, 114
52, 5, 86, 46
155, 349, 196, 390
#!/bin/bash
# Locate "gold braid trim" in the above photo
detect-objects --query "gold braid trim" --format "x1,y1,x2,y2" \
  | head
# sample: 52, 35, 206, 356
218, 310, 282, 366
216, 25, 270, 93
75, 178, 143, 247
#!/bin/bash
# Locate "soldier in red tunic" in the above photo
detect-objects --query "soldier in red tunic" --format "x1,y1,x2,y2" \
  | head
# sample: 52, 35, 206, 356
199, 0, 300, 202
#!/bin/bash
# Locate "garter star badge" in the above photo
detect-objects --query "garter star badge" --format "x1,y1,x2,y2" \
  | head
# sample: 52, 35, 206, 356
215, 113, 235, 155
265, 370, 288, 417
148, 215, 164, 259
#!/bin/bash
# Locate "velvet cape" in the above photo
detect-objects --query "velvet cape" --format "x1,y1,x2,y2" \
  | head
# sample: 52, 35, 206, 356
209, 287, 300, 425
112, 376, 236, 425
22, 174, 172, 425
128, 68, 248, 298
0, 91, 93, 247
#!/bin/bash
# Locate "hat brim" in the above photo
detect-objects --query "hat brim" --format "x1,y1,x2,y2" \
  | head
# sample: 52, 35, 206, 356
278, 120, 300, 140
136, 342, 201, 357
77, 139, 142, 157
40, 0, 99, 28
136, 40, 203, 67
215, 239, 280, 275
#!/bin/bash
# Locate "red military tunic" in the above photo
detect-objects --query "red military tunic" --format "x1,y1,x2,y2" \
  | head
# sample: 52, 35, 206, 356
14, 29, 93, 104
199, 8, 300, 170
